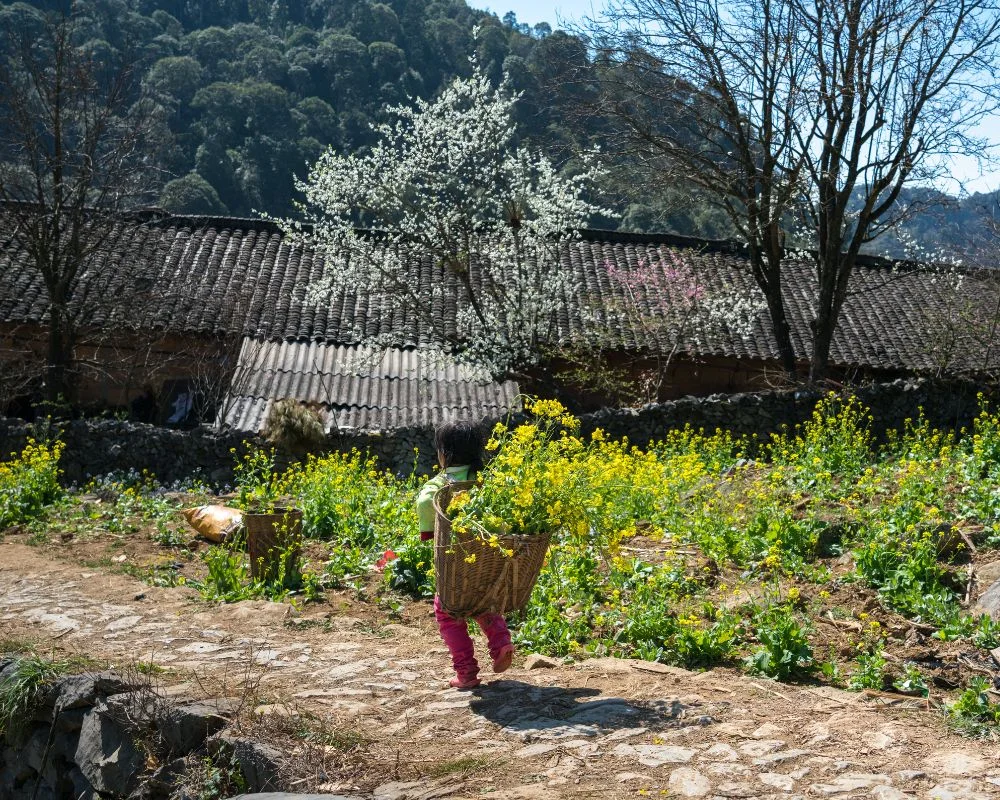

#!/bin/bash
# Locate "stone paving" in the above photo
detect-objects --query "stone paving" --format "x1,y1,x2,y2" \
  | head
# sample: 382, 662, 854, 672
3, 551, 1000, 799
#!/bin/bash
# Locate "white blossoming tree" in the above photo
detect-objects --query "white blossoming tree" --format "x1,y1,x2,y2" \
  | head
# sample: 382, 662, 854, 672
278, 67, 606, 379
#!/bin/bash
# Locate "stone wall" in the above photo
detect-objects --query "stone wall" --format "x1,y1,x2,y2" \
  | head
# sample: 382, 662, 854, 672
0, 378, 993, 485
0, 663, 297, 799
576, 377, 994, 449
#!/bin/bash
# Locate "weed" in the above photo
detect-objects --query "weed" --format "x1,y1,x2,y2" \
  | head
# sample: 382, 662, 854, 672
893, 663, 929, 697
849, 647, 888, 691
26, 530, 49, 546
947, 677, 1000, 737
193, 528, 319, 605
185, 751, 248, 800
744, 603, 814, 681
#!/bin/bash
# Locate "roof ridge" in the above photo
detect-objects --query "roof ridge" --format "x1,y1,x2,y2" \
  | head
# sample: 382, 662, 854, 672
3, 200, 990, 277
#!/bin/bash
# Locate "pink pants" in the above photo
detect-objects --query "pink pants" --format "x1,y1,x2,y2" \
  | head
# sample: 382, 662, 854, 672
433, 595, 511, 680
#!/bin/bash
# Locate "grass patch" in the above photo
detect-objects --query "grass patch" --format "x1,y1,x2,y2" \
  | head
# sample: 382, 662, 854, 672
0, 653, 82, 740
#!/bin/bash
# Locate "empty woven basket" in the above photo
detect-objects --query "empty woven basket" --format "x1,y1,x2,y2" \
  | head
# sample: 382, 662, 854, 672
433, 481, 552, 617
244, 507, 303, 582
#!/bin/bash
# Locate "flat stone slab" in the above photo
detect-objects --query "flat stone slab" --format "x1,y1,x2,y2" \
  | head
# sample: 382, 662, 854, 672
613, 742, 697, 767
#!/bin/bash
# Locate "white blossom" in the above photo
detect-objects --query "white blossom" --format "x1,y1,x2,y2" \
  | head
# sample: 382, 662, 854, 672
272, 67, 607, 378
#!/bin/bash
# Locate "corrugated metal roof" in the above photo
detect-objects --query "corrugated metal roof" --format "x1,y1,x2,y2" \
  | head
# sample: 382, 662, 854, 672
220, 340, 520, 433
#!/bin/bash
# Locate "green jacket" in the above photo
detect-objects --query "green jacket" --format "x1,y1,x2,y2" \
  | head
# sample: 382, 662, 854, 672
416, 465, 471, 535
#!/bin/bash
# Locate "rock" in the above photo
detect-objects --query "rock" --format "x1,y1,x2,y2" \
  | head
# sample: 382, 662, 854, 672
600, 727, 648, 743
501, 717, 600, 741
161, 698, 238, 754
974, 560, 1000, 589
972, 577, 1000, 620
750, 723, 785, 739
69, 766, 97, 800
701, 742, 740, 761
870, 787, 912, 800
612, 742, 696, 767
130, 756, 188, 800
226, 600, 297, 623
524, 654, 560, 670
516, 742, 561, 758
105, 615, 141, 632
759, 773, 795, 791
924, 752, 988, 778
753, 748, 810, 765
738, 739, 785, 757
22, 725, 50, 771
566, 698, 638, 725
705, 763, 753, 778
809, 774, 892, 795
253, 704, 296, 718
55, 708, 89, 734
208, 735, 283, 792
75, 702, 146, 796
668, 767, 711, 797
928, 781, 992, 800
715, 783, 757, 798
47, 671, 132, 710
372, 780, 464, 800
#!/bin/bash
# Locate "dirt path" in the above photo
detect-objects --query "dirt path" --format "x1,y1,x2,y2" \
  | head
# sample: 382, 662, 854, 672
2, 542, 999, 800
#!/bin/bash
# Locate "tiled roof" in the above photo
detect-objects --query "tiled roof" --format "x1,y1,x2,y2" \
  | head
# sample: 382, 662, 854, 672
221, 339, 520, 432
2, 210, 998, 374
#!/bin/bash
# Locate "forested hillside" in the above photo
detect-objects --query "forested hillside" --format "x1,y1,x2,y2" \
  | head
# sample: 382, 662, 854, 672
0, 0, 997, 253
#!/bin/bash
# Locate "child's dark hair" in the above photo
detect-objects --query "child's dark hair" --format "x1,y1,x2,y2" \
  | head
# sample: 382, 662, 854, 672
434, 419, 485, 472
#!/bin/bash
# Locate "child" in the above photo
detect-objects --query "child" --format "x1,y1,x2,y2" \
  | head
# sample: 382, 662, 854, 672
416, 420, 515, 689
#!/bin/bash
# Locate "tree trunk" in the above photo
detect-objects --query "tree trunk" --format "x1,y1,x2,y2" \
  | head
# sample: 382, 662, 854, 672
809, 299, 838, 383
45, 299, 73, 405
765, 290, 799, 379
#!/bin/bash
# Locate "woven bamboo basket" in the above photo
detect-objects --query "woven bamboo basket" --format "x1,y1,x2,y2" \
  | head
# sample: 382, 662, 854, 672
433, 481, 552, 617
244, 507, 303, 582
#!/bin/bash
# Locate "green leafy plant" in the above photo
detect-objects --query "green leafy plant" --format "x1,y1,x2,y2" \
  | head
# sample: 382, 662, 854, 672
947, 677, 1000, 737
849, 646, 888, 691
195, 525, 314, 604
385, 539, 434, 598
744, 603, 814, 680
0, 439, 64, 528
893, 663, 929, 697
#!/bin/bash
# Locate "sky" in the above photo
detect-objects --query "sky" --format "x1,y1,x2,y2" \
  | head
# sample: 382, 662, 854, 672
472, 0, 598, 28
471, 1, 1000, 196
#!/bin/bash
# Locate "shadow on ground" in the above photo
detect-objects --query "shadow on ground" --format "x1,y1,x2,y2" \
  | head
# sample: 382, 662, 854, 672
467, 679, 723, 741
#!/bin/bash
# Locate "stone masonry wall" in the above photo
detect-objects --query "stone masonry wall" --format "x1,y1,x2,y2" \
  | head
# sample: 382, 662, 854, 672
0, 378, 993, 486
0, 661, 305, 799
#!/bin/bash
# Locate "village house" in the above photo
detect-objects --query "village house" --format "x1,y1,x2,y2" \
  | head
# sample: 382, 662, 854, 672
1, 209, 998, 432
